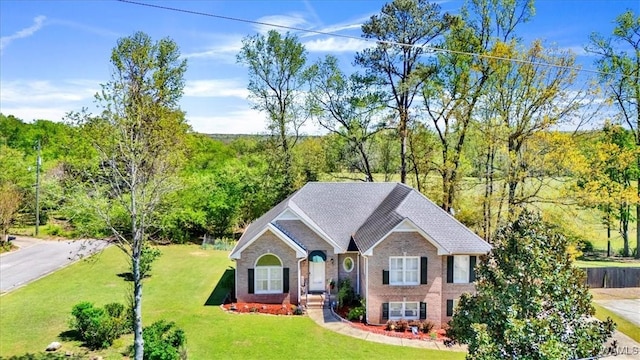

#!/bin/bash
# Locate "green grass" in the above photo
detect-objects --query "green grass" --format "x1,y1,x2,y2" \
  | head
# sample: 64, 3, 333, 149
575, 260, 640, 268
0, 246, 464, 359
593, 303, 640, 343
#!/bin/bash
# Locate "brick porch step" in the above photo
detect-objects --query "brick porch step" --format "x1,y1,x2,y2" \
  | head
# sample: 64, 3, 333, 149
303, 293, 327, 309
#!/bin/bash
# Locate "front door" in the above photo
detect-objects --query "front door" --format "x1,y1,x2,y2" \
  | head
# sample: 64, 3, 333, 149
309, 260, 325, 292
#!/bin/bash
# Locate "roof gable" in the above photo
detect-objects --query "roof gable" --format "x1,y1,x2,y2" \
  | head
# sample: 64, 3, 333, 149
230, 182, 491, 258
229, 224, 306, 259
362, 218, 449, 256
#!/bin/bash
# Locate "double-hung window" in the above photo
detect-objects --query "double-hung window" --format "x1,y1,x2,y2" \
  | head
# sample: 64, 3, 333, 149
389, 256, 419, 285
389, 302, 419, 320
453, 255, 470, 283
255, 254, 282, 294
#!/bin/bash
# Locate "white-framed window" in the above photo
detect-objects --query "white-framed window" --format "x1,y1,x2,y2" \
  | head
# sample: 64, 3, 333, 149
389, 302, 419, 320
453, 255, 470, 283
343, 257, 354, 272
389, 256, 419, 285
255, 254, 282, 294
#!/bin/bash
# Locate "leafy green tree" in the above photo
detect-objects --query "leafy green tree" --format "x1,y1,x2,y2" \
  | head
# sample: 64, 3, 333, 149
306, 55, 386, 182
421, 0, 534, 213
237, 30, 308, 201
588, 10, 640, 258
572, 123, 638, 257
72, 32, 188, 359
0, 183, 21, 242
446, 210, 615, 359
355, 0, 451, 184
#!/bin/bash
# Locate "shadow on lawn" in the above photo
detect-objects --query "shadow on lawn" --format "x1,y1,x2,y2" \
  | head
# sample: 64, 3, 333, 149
59, 329, 80, 342
204, 267, 235, 306
116, 272, 152, 281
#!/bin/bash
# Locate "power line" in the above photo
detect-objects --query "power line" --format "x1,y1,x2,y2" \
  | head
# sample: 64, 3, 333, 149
116, 0, 635, 80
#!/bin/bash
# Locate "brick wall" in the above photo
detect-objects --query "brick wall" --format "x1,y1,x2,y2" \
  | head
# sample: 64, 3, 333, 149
276, 220, 339, 294
234, 230, 299, 304
337, 253, 358, 292
364, 232, 479, 328
366, 232, 443, 326
441, 256, 475, 323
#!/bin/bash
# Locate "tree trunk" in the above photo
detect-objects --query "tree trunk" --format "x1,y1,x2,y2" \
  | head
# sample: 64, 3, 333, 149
357, 143, 374, 182
621, 203, 630, 257
131, 206, 144, 359
482, 145, 496, 241
399, 111, 408, 184
132, 243, 144, 360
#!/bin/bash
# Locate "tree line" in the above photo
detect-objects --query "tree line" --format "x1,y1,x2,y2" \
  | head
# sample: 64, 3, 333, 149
0, 1, 637, 358
1, 1, 639, 258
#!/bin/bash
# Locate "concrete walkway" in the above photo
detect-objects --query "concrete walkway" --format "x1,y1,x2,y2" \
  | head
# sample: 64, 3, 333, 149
306, 307, 467, 352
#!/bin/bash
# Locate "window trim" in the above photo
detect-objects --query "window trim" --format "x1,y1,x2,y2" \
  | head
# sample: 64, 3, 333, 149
389, 256, 419, 285
343, 257, 354, 272
255, 254, 283, 294
388, 301, 419, 320
453, 255, 470, 284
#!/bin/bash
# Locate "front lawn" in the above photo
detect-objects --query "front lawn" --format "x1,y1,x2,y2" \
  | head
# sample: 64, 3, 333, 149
0, 245, 464, 359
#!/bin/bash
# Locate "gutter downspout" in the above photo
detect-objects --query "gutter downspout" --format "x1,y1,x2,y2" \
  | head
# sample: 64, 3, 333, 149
356, 255, 360, 295
297, 257, 304, 306
364, 256, 369, 324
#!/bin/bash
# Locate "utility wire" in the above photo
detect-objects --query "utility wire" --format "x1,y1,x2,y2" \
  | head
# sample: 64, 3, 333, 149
116, 0, 636, 80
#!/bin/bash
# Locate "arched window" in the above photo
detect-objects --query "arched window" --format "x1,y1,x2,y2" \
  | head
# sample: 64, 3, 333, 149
255, 254, 282, 294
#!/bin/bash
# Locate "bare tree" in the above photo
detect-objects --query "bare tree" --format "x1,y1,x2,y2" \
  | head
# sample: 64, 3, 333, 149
237, 30, 307, 200
75, 32, 188, 359
355, 0, 451, 184
306, 55, 386, 182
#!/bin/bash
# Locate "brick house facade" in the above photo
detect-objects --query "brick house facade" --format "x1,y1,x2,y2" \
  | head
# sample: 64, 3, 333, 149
229, 182, 491, 328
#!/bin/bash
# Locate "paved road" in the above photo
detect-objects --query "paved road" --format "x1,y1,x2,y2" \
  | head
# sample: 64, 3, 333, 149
0, 237, 109, 293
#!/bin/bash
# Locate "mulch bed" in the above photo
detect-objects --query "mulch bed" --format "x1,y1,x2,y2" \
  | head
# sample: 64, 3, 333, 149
334, 307, 449, 341
222, 302, 299, 315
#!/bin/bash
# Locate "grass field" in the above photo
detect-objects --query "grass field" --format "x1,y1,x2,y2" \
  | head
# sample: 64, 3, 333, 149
0, 246, 464, 359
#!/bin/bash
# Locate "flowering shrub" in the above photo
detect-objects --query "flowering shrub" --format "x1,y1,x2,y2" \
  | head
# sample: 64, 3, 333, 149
223, 303, 301, 315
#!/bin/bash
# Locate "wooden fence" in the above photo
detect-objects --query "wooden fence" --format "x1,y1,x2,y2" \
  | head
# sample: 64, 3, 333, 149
584, 267, 640, 288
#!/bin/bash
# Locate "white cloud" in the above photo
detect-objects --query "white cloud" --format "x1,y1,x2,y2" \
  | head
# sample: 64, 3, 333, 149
0, 106, 75, 123
186, 108, 324, 135
254, 13, 309, 34
0, 79, 99, 122
187, 109, 267, 134
0, 79, 98, 104
182, 35, 243, 63
1, 15, 47, 53
304, 37, 371, 53
184, 79, 249, 99
560, 45, 591, 57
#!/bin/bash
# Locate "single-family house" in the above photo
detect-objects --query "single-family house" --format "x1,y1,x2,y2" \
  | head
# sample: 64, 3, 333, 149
228, 182, 491, 327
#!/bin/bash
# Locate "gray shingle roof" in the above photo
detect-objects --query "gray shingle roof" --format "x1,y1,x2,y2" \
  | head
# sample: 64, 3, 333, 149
229, 182, 491, 258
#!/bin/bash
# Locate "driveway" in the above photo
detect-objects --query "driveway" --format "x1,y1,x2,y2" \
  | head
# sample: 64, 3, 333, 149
597, 299, 640, 327
0, 236, 109, 293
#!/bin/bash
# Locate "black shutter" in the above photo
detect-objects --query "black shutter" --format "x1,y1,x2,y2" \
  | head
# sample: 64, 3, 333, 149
420, 257, 428, 284
446, 256, 454, 283
283, 268, 289, 293
446, 299, 454, 317
382, 303, 389, 320
382, 270, 389, 285
469, 256, 477, 282
248, 268, 254, 294
419, 302, 427, 320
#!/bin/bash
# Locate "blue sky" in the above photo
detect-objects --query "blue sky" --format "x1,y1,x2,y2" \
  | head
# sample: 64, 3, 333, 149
1, 0, 638, 134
